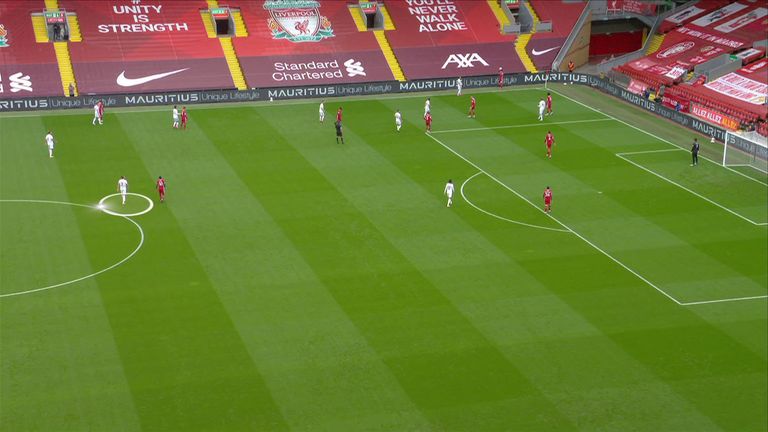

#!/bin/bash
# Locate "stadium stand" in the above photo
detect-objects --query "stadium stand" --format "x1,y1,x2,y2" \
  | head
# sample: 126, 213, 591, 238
665, 58, 767, 122
525, 0, 586, 71
0, 1, 68, 98
57, 0, 236, 94
382, 1, 523, 79
226, 0, 395, 87
659, 0, 747, 34
614, 1, 767, 133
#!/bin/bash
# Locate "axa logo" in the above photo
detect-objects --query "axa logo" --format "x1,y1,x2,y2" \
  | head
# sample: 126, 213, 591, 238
344, 59, 366, 77
441, 53, 489, 69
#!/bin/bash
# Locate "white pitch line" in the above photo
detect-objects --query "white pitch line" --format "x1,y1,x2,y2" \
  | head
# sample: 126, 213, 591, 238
432, 118, 613, 134
0, 199, 146, 298
616, 153, 766, 226
0, 86, 548, 119
680, 294, 768, 306
460, 172, 571, 233
425, 132, 683, 305
548, 87, 768, 187
616, 148, 682, 156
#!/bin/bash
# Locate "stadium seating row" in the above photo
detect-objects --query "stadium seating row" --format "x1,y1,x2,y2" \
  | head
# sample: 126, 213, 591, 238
615, 1, 767, 134
3, 0, 590, 98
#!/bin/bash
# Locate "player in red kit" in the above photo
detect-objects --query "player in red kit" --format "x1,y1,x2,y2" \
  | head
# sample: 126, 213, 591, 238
180, 107, 188, 129
468, 96, 476, 118
336, 107, 343, 123
425, 112, 432, 132
545, 131, 555, 158
543, 186, 552, 213
156, 176, 166, 202
546, 92, 553, 116
498, 67, 504, 88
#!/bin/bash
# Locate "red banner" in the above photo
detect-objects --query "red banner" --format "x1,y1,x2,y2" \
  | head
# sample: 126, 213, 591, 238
739, 59, 768, 76
622, 28, 743, 83
674, 26, 747, 49
690, 103, 740, 130
607, 0, 657, 15
628, 78, 649, 95
705, 72, 767, 105
734, 48, 766, 64
661, 94, 690, 112
691, 2, 749, 27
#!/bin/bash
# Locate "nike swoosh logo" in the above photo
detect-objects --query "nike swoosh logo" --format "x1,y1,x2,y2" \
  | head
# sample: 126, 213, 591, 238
531, 47, 561, 56
116, 68, 189, 87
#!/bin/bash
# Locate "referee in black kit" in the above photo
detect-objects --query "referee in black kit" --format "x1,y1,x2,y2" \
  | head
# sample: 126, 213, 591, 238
335, 120, 344, 144
691, 138, 700, 166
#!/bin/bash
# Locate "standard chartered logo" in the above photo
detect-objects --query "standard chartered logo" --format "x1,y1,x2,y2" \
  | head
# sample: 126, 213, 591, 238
344, 59, 366, 77
9, 72, 33, 92
271, 59, 366, 81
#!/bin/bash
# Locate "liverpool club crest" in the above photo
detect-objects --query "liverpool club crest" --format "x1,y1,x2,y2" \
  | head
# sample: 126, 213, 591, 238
264, 0, 334, 43
0, 24, 9, 48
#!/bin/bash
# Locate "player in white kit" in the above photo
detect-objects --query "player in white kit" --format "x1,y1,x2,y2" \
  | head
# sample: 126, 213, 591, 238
424, 98, 431, 118
319, 100, 325, 123
395, 109, 402, 132
456, 76, 462, 96
45, 131, 55, 158
117, 176, 128, 205
92, 101, 103, 125
444, 179, 454, 207
172, 105, 179, 129
538, 99, 546, 121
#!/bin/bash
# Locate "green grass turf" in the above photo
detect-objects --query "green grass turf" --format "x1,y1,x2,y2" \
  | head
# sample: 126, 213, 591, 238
1, 86, 766, 431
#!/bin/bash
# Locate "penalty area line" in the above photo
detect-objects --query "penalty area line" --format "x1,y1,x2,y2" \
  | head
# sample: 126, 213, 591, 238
680, 294, 768, 306
616, 148, 682, 156
425, 132, 684, 306
432, 118, 613, 134
547, 87, 768, 187
615, 153, 766, 226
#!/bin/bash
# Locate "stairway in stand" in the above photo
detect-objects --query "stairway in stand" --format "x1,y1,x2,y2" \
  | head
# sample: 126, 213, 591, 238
486, 0, 511, 31
53, 42, 78, 96
219, 38, 248, 90
374, 31, 406, 82
515, 1, 540, 73
66, 13, 82, 42
515, 34, 538, 73
31, 15, 49, 42
201, 0, 248, 90
645, 34, 665, 55
231, 10, 248, 37
348, 2, 405, 82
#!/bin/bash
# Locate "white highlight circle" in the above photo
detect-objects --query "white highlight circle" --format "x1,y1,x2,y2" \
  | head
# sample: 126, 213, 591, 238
98, 192, 154, 217
0, 199, 145, 298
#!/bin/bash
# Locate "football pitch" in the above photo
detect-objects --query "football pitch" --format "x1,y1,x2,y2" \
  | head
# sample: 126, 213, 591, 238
1, 86, 766, 431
